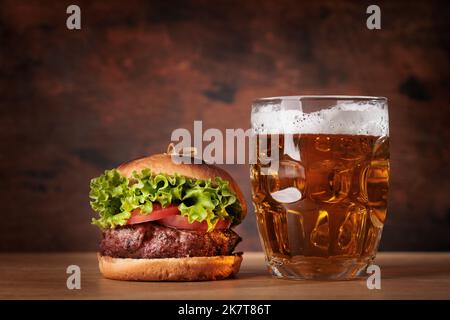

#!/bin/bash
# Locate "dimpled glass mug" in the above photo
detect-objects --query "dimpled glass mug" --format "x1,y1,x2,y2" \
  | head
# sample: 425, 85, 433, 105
250, 96, 389, 280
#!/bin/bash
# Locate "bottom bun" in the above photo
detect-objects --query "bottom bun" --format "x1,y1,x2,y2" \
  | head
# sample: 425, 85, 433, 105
98, 253, 243, 281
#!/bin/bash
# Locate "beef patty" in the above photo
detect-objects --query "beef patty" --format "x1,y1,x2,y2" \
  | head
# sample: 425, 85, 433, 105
100, 222, 241, 259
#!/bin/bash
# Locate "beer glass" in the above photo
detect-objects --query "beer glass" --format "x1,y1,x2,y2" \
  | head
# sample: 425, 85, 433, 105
250, 96, 389, 280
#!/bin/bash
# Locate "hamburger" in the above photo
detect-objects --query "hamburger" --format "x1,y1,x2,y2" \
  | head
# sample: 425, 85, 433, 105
89, 153, 246, 281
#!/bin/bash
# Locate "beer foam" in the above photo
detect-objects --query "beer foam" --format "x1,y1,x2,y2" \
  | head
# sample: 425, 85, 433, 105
251, 100, 389, 136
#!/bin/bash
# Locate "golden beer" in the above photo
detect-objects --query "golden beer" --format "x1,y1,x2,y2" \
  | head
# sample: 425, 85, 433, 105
251, 96, 389, 279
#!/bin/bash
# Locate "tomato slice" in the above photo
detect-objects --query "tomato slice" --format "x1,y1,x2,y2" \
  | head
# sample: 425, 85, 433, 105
158, 215, 231, 231
127, 204, 179, 225
127, 203, 231, 230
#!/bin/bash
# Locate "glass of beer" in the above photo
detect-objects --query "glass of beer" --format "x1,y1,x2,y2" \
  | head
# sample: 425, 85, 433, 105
250, 96, 389, 280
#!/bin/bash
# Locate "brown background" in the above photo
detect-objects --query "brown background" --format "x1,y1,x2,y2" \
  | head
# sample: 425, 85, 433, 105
0, 0, 449, 252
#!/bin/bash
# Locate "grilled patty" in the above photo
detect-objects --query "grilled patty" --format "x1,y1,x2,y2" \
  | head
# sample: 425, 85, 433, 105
100, 222, 241, 259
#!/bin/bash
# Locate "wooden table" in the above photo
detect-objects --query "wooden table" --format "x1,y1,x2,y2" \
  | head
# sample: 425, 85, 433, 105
0, 252, 449, 299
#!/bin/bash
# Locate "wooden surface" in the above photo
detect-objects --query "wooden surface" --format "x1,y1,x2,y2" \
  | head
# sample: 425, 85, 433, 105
0, 252, 449, 300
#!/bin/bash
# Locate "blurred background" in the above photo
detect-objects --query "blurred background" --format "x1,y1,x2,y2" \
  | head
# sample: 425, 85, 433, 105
0, 0, 449, 252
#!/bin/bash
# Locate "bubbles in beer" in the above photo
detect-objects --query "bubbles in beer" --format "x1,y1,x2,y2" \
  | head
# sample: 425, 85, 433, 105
314, 136, 331, 152
337, 136, 369, 160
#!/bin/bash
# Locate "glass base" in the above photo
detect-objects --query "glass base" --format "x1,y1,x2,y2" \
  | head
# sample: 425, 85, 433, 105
267, 256, 373, 280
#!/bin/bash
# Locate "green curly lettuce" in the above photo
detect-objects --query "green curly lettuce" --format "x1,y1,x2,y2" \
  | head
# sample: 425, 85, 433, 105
89, 169, 242, 231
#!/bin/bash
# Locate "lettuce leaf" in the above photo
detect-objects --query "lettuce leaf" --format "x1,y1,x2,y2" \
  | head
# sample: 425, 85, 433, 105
89, 169, 242, 231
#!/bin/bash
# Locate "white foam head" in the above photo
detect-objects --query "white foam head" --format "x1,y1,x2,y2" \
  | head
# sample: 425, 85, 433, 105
251, 97, 389, 136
